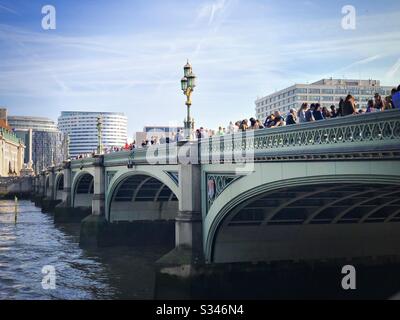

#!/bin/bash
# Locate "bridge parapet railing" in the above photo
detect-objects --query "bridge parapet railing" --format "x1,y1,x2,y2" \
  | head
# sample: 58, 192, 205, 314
103, 142, 180, 167
200, 109, 400, 163
70, 157, 99, 169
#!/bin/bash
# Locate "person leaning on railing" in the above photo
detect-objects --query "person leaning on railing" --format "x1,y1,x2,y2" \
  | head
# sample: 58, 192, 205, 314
297, 103, 309, 123
313, 104, 325, 121
342, 94, 357, 116
374, 93, 385, 111
286, 109, 297, 125
391, 85, 400, 109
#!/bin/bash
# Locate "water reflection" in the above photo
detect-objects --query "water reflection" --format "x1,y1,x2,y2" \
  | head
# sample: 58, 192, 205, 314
0, 200, 169, 300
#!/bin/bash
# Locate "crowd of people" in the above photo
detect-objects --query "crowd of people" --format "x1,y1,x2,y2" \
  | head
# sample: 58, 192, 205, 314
196, 85, 400, 135
72, 85, 400, 158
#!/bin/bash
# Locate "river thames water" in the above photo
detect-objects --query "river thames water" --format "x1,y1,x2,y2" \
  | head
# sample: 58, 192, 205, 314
0, 199, 171, 300
3, 199, 400, 300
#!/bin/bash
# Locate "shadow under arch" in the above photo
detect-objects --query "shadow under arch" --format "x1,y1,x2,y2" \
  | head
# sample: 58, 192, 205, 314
72, 171, 94, 208
107, 173, 179, 222
55, 173, 64, 200
206, 174, 400, 263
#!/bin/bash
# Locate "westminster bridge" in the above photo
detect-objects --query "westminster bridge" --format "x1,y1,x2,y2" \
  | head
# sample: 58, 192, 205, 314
33, 109, 400, 268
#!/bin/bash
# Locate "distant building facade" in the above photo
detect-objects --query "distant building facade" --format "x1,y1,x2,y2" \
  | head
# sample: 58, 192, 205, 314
135, 126, 184, 144
0, 108, 7, 122
58, 111, 128, 158
0, 111, 25, 177
32, 131, 68, 174
7, 114, 67, 174
7, 116, 58, 132
255, 79, 394, 120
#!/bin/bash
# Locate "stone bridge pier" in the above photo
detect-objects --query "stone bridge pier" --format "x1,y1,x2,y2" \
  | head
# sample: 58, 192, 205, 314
41, 167, 62, 212
33, 172, 46, 207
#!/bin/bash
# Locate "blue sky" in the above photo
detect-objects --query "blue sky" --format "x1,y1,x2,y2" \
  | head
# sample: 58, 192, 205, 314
0, 0, 399, 136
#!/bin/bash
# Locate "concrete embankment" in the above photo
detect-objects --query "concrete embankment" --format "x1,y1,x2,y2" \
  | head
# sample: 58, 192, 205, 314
0, 177, 33, 199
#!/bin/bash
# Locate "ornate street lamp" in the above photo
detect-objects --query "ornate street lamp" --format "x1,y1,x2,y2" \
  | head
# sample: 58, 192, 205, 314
181, 60, 196, 140
96, 115, 104, 155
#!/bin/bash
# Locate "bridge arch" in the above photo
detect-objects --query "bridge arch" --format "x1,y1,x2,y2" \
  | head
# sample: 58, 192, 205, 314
71, 171, 94, 208
54, 172, 64, 200
204, 161, 400, 263
106, 170, 180, 223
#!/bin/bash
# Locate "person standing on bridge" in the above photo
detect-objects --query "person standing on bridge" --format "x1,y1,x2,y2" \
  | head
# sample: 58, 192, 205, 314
313, 104, 325, 121
249, 118, 257, 130
239, 119, 249, 131
374, 93, 385, 111
256, 119, 264, 129
392, 85, 400, 109
297, 103, 308, 123
342, 95, 357, 116
322, 106, 332, 119
227, 121, 235, 134
265, 111, 285, 128
305, 104, 315, 122
286, 109, 297, 125
337, 98, 344, 117
366, 99, 376, 113
330, 105, 337, 118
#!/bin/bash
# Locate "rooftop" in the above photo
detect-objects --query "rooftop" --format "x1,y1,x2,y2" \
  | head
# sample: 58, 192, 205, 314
8, 115, 55, 122
60, 111, 125, 116
0, 119, 11, 130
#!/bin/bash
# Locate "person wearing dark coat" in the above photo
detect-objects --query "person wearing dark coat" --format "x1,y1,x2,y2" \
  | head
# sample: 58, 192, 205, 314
342, 94, 357, 116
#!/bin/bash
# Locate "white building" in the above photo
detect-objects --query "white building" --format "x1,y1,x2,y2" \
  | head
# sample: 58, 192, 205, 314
255, 79, 394, 120
7, 116, 58, 132
58, 111, 128, 157
135, 126, 184, 144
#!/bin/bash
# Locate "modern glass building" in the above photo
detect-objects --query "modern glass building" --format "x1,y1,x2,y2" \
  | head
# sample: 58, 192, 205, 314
255, 79, 394, 120
58, 111, 128, 158
32, 131, 68, 174
7, 114, 67, 174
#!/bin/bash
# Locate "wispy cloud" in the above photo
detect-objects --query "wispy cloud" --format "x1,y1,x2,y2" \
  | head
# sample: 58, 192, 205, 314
386, 58, 400, 78
327, 55, 383, 75
1, 1, 399, 133
0, 3, 18, 15
197, 0, 228, 25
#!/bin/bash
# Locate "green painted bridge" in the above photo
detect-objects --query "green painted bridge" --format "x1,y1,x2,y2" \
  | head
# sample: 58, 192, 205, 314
34, 109, 400, 264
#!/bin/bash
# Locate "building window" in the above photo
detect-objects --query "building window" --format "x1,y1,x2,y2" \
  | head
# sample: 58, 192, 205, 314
348, 89, 360, 95
361, 90, 373, 95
